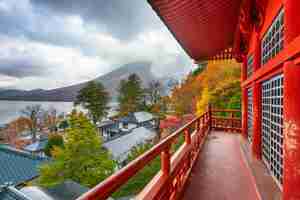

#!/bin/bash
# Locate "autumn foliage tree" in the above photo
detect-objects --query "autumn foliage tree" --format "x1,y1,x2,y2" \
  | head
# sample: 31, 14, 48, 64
44, 134, 64, 157
38, 112, 115, 187
169, 60, 241, 116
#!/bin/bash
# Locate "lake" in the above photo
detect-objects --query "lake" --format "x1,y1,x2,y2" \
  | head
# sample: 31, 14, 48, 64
0, 100, 75, 124
0, 101, 119, 124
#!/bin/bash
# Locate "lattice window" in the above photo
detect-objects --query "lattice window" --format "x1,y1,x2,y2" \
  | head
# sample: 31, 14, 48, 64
262, 74, 284, 186
261, 9, 284, 65
247, 55, 254, 77
247, 88, 253, 143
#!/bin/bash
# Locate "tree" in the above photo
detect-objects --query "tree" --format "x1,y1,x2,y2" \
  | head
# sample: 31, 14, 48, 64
58, 120, 69, 131
169, 60, 241, 116
21, 105, 43, 142
118, 74, 145, 116
44, 107, 59, 132
113, 143, 160, 198
147, 80, 162, 106
75, 81, 110, 124
6, 117, 31, 145
44, 134, 64, 157
38, 112, 116, 187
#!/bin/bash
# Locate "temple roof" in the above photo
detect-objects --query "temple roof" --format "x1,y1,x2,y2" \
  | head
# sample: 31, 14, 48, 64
0, 145, 48, 186
148, 0, 242, 61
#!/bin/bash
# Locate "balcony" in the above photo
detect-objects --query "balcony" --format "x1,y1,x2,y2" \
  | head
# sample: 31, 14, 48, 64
76, 107, 279, 200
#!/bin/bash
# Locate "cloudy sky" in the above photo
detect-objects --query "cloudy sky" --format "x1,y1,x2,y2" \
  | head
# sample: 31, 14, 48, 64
0, 0, 193, 90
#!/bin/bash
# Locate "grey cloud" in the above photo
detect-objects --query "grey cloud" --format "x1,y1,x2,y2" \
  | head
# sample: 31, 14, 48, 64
31, 0, 161, 41
0, 0, 192, 90
0, 58, 47, 78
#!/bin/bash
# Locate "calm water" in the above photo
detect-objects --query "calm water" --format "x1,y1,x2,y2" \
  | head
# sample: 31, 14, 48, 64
0, 101, 118, 124
0, 101, 75, 124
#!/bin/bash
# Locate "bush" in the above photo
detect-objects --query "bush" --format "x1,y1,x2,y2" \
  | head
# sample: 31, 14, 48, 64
44, 134, 64, 157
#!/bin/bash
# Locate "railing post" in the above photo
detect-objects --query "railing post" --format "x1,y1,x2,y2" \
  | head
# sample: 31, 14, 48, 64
208, 104, 212, 131
184, 129, 191, 145
161, 146, 171, 175
230, 112, 234, 132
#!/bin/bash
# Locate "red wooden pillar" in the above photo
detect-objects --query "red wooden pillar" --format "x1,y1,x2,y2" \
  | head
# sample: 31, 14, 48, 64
241, 56, 247, 82
250, 29, 262, 159
282, 61, 300, 200
242, 88, 248, 139
253, 31, 261, 71
241, 57, 248, 139
252, 82, 262, 159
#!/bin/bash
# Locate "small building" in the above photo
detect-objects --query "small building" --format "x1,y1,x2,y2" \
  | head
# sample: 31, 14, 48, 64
103, 127, 157, 164
97, 120, 121, 142
119, 112, 158, 130
23, 138, 48, 157
0, 144, 48, 186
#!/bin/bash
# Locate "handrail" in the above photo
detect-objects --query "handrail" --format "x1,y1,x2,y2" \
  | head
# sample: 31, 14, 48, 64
76, 108, 241, 200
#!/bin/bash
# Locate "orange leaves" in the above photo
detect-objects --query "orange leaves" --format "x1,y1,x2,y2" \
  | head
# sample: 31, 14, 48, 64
170, 60, 241, 116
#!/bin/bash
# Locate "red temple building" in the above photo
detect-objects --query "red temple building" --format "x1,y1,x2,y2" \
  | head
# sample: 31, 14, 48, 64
75, 0, 300, 199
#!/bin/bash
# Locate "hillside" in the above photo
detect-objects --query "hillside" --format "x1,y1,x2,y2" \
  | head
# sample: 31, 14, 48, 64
0, 62, 159, 102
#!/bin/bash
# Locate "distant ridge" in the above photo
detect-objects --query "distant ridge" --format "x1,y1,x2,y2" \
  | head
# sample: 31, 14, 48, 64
0, 61, 158, 102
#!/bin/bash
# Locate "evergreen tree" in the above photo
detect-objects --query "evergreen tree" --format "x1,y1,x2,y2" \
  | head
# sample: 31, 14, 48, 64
58, 120, 69, 131
75, 81, 110, 124
38, 112, 116, 187
117, 74, 145, 116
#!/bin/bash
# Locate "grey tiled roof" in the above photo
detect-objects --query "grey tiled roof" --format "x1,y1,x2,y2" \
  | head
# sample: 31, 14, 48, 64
0, 186, 30, 200
0, 145, 48, 186
20, 181, 89, 200
0, 181, 88, 200
133, 112, 154, 123
103, 127, 156, 162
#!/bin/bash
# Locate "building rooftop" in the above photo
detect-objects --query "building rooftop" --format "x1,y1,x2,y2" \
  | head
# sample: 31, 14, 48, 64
0, 181, 88, 200
103, 127, 156, 162
23, 139, 48, 153
0, 145, 48, 186
20, 181, 89, 200
119, 112, 155, 125
133, 112, 154, 123
0, 186, 30, 200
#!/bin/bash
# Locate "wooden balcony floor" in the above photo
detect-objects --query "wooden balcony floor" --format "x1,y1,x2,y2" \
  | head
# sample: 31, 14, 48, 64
182, 131, 260, 200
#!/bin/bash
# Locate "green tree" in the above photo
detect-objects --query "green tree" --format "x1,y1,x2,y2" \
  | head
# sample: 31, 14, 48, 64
38, 112, 116, 187
75, 81, 110, 124
58, 120, 69, 131
118, 74, 145, 116
44, 134, 64, 157
113, 143, 160, 197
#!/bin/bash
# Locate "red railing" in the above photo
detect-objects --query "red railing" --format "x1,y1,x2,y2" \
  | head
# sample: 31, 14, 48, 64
76, 107, 241, 200
211, 109, 242, 133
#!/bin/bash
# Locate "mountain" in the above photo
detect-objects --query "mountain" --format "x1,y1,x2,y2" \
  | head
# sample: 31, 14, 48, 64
0, 62, 159, 102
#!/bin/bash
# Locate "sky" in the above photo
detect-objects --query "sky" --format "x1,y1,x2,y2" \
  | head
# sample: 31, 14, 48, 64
0, 0, 193, 90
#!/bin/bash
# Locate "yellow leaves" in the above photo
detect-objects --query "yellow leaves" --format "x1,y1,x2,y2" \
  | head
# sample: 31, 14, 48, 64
196, 87, 210, 116
170, 59, 241, 116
